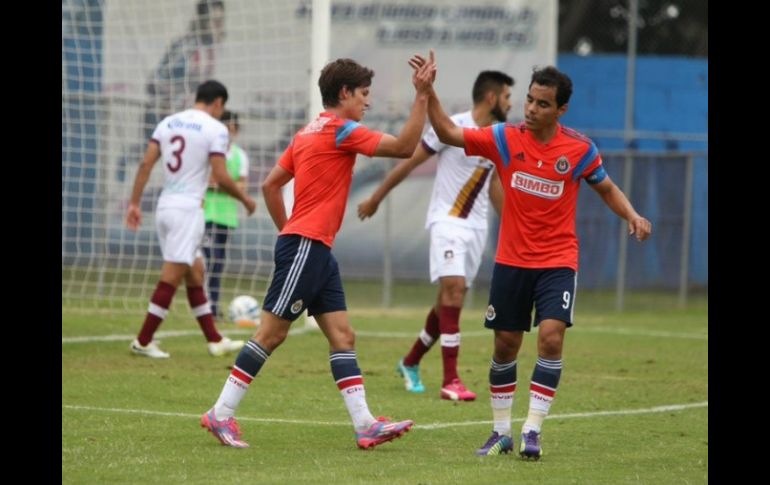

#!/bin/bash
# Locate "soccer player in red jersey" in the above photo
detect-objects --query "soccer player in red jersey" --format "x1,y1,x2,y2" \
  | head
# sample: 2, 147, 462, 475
425, 63, 652, 458
201, 53, 437, 449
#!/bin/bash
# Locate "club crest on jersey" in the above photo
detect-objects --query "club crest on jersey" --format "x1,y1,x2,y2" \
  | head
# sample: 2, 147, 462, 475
444, 250, 454, 260
555, 156, 570, 174
290, 299, 304, 314
486, 305, 496, 321
512, 171, 565, 199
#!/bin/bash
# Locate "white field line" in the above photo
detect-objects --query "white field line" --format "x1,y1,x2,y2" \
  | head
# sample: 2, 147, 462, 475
61, 325, 312, 343
417, 401, 708, 429
62, 326, 706, 344
575, 327, 707, 340
62, 401, 707, 430
356, 328, 707, 340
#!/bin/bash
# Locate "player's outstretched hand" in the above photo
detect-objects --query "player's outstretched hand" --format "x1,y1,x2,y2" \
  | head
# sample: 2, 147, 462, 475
357, 197, 380, 220
408, 53, 426, 70
410, 49, 436, 92
408, 49, 435, 71
628, 216, 652, 241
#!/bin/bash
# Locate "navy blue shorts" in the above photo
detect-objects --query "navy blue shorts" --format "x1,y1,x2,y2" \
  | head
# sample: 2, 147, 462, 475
262, 235, 347, 322
484, 264, 577, 332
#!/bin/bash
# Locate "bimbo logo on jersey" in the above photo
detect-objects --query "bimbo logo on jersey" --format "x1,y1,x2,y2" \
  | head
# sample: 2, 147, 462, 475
512, 172, 564, 199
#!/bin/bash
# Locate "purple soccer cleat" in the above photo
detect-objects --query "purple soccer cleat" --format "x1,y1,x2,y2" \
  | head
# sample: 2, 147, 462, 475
355, 416, 414, 449
519, 430, 543, 459
475, 431, 513, 456
200, 408, 249, 448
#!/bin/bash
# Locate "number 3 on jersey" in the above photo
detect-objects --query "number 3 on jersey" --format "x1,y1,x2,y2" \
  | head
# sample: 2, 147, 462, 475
167, 135, 185, 172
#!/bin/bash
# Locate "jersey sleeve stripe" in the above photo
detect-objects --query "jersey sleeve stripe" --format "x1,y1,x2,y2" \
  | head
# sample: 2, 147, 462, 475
571, 142, 599, 181
335, 120, 360, 147
585, 165, 608, 185
492, 123, 511, 167
150, 138, 160, 145
209, 152, 226, 157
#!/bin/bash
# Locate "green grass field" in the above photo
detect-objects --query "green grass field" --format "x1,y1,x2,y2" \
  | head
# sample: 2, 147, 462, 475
62, 283, 707, 485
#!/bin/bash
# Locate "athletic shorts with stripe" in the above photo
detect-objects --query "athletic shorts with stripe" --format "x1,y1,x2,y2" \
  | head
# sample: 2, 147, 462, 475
484, 264, 577, 331
262, 235, 347, 322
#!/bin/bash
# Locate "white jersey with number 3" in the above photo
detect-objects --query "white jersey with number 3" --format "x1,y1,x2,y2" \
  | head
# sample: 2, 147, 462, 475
151, 108, 229, 210
423, 111, 495, 230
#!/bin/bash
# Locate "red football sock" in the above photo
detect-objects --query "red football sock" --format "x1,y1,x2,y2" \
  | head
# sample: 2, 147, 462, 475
187, 286, 222, 343
438, 305, 461, 385
403, 308, 440, 366
137, 281, 177, 346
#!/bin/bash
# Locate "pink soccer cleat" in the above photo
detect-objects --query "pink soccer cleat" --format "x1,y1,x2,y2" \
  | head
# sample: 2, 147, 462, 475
440, 378, 477, 401
355, 416, 414, 449
200, 408, 249, 448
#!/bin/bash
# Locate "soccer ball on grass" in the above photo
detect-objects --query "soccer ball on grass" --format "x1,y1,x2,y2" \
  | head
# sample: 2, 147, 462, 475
228, 295, 260, 327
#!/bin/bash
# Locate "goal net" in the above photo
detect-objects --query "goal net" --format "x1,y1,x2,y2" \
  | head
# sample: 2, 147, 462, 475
64, 0, 559, 316
62, 0, 311, 315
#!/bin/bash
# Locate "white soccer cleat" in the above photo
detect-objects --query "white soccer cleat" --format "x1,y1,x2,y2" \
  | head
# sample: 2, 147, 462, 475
207, 337, 245, 357
130, 339, 170, 359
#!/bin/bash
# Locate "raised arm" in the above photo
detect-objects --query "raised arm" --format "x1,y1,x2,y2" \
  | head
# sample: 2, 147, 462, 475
424, 52, 463, 148
358, 144, 434, 220
125, 141, 161, 230
261, 164, 294, 231
590, 177, 652, 241
426, 87, 465, 148
372, 51, 436, 159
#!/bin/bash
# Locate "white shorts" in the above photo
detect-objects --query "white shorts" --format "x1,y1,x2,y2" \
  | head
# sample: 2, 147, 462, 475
155, 206, 205, 266
429, 221, 488, 286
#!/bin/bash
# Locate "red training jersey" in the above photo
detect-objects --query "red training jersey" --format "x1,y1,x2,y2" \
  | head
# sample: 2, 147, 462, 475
277, 112, 383, 247
464, 122, 606, 270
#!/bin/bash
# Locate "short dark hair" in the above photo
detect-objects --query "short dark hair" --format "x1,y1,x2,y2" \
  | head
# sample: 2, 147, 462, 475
195, 80, 228, 104
472, 71, 514, 104
318, 58, 374, 108
221, 110, 239, 128
529, 66, 573, 107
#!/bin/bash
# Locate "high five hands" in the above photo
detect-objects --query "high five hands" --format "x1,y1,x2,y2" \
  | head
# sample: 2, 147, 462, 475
409, 49, 437, 92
